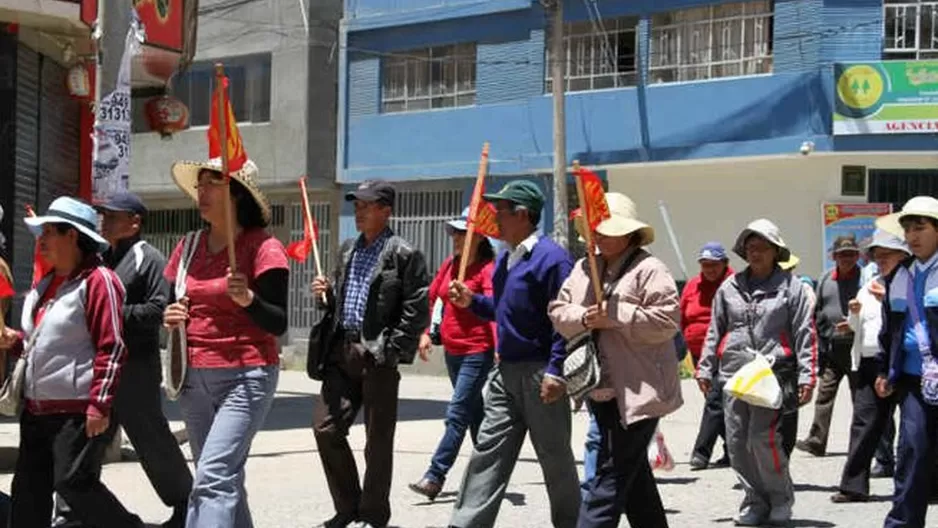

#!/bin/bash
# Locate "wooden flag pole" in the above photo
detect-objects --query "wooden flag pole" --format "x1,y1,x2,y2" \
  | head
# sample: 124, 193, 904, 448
215, 63, 237, 273
458, 142, 490, 282
573, 160, 604, 305
300, 177, 327, 304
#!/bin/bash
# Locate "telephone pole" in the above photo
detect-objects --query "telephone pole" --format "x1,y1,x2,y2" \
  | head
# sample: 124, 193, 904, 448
546, 0, 568, 248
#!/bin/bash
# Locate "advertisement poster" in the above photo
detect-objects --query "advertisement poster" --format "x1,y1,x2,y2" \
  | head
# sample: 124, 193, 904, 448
834, 61, 938, 135
822, 203, 893, 271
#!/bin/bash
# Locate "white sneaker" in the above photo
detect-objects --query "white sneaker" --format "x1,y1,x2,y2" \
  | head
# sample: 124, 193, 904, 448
767, 504, 792, 526
735, 511, 767, 526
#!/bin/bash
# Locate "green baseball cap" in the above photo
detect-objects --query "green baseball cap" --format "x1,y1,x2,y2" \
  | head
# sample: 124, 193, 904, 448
482, 180, 545, 213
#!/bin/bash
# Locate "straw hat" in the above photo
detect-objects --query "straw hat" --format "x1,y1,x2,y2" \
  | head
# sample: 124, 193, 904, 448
733, 218, 791, 262
875, 196, 938, 238
594, 193, 655, 246
170, 158, 271, 225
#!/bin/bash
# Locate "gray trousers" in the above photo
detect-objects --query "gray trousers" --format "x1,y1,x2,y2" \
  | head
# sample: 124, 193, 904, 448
724, 394, 794, 519
449, 361, 581, 528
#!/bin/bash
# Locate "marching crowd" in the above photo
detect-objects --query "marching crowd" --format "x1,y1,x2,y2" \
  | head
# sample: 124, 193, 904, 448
0, 148, 935, 528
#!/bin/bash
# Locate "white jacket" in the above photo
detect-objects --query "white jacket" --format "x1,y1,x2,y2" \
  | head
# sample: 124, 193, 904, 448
847, 279, 883, 371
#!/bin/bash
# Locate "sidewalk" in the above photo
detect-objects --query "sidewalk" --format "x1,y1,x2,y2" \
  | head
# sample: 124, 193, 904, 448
0, 371, 928, 527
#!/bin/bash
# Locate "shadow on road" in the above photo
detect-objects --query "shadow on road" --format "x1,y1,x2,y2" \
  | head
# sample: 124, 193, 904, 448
656, 476, 699, 485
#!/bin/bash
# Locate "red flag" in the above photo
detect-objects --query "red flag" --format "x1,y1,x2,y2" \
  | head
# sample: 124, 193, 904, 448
25, 204, 52, 287
576, 167, 610, 230
0, 273, 13, 299
471, 202, 500, 238
208, 75, 248, 174
286, 191, 320, 262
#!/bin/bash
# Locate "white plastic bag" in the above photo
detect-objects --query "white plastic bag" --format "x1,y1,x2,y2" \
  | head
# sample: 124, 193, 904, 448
724, 351, 782, 409
648, 427, 674, 472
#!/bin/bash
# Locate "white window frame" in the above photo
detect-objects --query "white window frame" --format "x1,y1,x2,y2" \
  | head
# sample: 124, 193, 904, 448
883, 1, 938, 59
381, 43, 477, 113
545, 16, 640, 93
649, 1, 773, 85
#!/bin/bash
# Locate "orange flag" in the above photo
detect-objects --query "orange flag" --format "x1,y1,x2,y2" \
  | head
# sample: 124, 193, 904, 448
208, 76, 248, 174
25, 204, 52, 287
286, 192, 319, 263
472, 201, 500, 238
576, 167, 610, 230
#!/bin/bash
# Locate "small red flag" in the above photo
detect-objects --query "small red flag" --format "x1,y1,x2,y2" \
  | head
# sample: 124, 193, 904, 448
286, 188, 320, 263
576, 167, 610, 230
25, 204, 52, 287
208, 75, 248, 174
0, 274, 13, 299
471, 202, 500, 238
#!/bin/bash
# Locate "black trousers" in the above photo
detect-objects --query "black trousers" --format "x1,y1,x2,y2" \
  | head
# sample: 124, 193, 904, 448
691, 382, 726, 461
578, 401, 667, 528
839, 358, 896, 497
11, 411, 141, 527
113, 353, 193, 508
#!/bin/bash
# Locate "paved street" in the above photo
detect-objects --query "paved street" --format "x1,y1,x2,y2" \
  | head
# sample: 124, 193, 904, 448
0, 370, 930, 527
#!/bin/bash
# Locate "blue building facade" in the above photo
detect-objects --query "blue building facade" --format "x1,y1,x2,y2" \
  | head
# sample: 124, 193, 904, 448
337, 0, 938, 276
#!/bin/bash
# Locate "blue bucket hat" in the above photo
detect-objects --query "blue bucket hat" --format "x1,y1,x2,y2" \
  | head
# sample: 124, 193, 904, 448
446, 207, 471, 233
24, 197, 110, 252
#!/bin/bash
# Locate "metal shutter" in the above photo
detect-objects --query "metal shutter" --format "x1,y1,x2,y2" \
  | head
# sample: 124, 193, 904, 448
12, 44, 39, 304
38, 57, 80, 207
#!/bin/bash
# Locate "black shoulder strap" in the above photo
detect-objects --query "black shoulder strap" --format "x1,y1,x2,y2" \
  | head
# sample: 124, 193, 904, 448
601, 248, 643, 301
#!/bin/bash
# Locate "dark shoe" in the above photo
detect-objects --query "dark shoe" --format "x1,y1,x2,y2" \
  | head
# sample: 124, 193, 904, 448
409, 478, 443, 501
870, 463, 894, 479
831, 491, 869, 503
795, 439, 825, 457
316, 513, 357, 528
689, 456, 709, 471
713, 455, 731, 468
162, 505, 186, 528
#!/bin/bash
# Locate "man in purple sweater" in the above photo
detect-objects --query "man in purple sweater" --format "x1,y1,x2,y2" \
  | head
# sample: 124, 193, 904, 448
448, 180, 580, 528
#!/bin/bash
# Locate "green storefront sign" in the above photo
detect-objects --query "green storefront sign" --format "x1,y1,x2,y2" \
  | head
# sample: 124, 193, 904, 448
834, 61, 938, 135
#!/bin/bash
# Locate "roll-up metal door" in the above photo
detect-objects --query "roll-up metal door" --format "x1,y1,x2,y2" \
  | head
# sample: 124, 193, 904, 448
12, 45, 39, 311
38, 57, 80, 206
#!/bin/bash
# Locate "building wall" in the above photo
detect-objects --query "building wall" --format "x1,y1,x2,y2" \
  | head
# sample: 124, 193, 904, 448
130, 0, 340, 196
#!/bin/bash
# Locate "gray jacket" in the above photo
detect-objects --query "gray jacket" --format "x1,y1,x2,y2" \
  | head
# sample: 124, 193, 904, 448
696, 268, 818, 394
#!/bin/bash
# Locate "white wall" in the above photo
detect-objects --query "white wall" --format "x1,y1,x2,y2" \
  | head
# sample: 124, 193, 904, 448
605, 152, 938, 281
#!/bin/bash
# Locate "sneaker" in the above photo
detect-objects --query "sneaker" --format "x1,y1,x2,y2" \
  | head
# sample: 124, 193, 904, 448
315, 513, 357, 528
713, 455, 731, 468
794, 439, 825, 457
689, 456, 709, 471
735, 511, 766, 526
830, 491, 869, 503
767, 504, 792, 526
871, 462, 895, 479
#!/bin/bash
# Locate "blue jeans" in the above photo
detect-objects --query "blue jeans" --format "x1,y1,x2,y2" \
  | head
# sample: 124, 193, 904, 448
581, 411, 601, 500
179, 366, 279, 528
424, 351, 494, 484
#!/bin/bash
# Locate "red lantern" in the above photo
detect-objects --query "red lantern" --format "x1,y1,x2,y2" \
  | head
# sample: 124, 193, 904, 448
145, 95, 189, 137
66, 63, 94, 102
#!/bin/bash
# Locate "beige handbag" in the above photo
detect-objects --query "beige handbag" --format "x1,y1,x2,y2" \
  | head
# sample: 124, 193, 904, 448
164, 230, 201, 401
0, 303, 52, 417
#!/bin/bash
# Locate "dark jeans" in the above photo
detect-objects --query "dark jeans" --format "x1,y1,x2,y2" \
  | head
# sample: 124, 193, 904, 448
840, 358, 896, 497
578, 401, 667, 528
11, 411, 141, 527
691, 382, 726, 462
313, 340, 401, 527
885, 376, 938, 528
425, 351, 494, 485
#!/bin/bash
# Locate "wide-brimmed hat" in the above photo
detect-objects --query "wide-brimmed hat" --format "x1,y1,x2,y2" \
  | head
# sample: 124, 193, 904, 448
170, 158, 271, 225
875, 196, 938, 237
733, 218, 791, 262
446, 207, 471, 233
24, 197, 109, 252
865, 229, 911, 255
594, 193, 655, 245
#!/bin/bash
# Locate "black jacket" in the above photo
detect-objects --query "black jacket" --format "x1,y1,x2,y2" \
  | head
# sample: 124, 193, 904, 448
105, 236, 170, 360
319, 231, 430, 367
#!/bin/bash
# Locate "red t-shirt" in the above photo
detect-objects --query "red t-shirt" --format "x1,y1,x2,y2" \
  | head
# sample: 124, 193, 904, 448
164, 228, 289, 368
34, 275, 67, 327
428, 256, 496, 355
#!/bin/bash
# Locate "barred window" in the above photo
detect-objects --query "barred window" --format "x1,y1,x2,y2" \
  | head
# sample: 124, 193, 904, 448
381, 43, 477, 113
545, 16, 640, 93
649, 1, 773, 85
884, 1, 938, 59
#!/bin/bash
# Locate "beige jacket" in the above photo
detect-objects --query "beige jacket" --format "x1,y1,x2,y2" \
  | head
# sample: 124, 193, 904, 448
549, 249, 683, 426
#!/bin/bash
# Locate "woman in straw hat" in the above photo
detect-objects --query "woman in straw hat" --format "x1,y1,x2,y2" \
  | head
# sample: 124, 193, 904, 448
550, 192, 682, 527
409, 207, 497, 501
0, 197, 142, 527
872, 196, 938, 528
162, 158, 289, 527
696, 219, 817, 526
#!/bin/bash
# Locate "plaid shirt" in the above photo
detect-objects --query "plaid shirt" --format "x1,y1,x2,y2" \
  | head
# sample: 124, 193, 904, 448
341, 228, 393, 330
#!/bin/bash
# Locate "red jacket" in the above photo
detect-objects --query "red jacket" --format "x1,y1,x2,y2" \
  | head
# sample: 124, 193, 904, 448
427, 256, 496, 355
680, 266, 733, 359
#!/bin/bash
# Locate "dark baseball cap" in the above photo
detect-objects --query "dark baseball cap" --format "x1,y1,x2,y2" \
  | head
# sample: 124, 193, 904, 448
831, 234, 860, 253
94, 191, 148, 216
345, 180, 396, 206
482, 180, 545, 213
